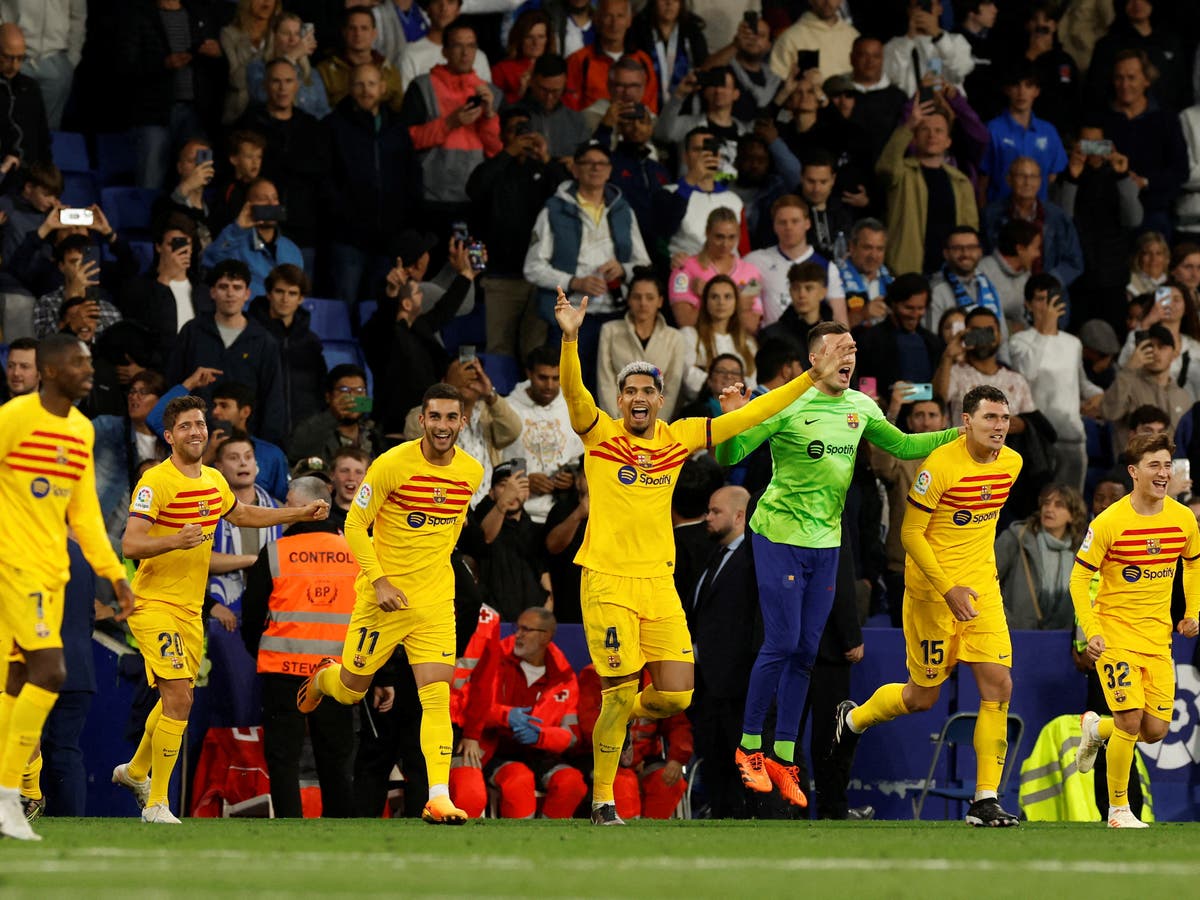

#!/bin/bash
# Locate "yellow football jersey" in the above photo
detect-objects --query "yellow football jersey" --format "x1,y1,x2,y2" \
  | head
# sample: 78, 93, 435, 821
904, 436, 1023, 598
0, 393, 124, 589
345, 439, 483, 607
1074, 495, 1200, 655
128, 459, 237, 610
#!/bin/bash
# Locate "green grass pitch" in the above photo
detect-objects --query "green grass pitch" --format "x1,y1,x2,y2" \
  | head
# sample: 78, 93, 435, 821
3, 819, 1200, 898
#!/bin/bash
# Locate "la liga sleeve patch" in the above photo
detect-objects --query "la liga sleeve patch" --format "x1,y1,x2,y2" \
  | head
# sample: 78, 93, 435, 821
355, 483, 372, 509
913, 470, 932, 496
133, 486, 153, 513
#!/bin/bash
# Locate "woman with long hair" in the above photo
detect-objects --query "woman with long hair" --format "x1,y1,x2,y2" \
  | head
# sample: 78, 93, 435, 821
492, 10, 556, 104
995, 483, 1088, 630
221, 0, 281, 123
246, 12, 331, 119
669, 207, 763, 332
1126, 230, 1169, 298
679, 274, 757, 399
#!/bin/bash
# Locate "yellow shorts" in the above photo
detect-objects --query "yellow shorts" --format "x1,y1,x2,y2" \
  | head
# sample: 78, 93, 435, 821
903, 589, 1011, 687
1097, 647, 1175, 721
128, 601, 204, 687
340, 588, 455, 675
0, 631, 11, 691
580, 570, 692, 678
0, 561, 64, 657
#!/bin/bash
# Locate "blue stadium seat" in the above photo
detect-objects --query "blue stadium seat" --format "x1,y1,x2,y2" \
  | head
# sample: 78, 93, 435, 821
128, 240, 155, 276
96, 132, 137, 186
0, 344, 7, 370
322, 340, 373, 394
100, 186, 158, 237
438, 303, 486, 355
51, 130, 91, 173
302, 298, 353, 341
60, 171, 99, 209
478, 353, 521, 397
358, 300, 377, 327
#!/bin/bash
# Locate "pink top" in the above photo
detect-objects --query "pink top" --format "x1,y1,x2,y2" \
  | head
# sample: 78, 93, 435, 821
492, 58, 534, 105
669, 255, 764, 315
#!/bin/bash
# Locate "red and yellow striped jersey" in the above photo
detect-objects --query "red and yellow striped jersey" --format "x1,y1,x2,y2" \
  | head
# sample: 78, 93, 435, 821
0, 393, 124, 589
904, 436, 1023, 598
345, 439, 483, 607
1074, 495, 1200, 654
128, 459, 237, 610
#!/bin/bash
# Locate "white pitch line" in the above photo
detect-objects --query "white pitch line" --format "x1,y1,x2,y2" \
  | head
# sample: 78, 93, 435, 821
3, 849, 1199, 878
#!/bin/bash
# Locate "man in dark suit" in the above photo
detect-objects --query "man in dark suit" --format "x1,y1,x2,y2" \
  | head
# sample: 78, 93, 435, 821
671, 454, 724, 608
688, 485, 760, 819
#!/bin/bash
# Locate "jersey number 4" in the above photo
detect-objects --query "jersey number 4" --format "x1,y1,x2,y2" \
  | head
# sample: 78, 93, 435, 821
604, 627, 620, 651
1102, 661, 1132, 690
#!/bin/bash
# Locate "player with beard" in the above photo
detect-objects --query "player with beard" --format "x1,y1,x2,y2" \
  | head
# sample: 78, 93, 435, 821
0, 334, 134, 841
113, 396, 328, 825
831, 385, 1024, 827
715, 321, 960, 808
297, 383, 484, 825
552, 287, 856, 825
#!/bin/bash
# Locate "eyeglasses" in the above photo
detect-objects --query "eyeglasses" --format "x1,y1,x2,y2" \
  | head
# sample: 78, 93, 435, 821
128, 388, 157, 398
334, 386, 368, 395
711, 368, 744, 379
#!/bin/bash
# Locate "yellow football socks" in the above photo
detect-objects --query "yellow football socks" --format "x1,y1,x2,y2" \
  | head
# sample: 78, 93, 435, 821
0, 684, 56, 790
974, 700, 1009, 794
147, 715, 187, 807
318, 664, 366, 705
1107, 727, 1138, 809
417, 682, 453, 789
631, 685, 692, 719
128, 699, 163, 782
20, 750, 42, 801
1097, 717, 1114, 741
592, 680, 637, 804
850, 682, 909, 732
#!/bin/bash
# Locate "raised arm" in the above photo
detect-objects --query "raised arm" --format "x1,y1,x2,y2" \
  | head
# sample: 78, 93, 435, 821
555, 288, 602, 434
865, 417, 960, 459
226, 499, 328, 528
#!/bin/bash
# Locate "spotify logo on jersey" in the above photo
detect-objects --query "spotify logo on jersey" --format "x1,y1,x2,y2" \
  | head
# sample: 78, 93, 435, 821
806, 440, 824, 459
1122, 565, 1141, 583
617, 465, 638, 485
407, 512, 427, 528
806, 440, 856, 460
953, 510, 972, 527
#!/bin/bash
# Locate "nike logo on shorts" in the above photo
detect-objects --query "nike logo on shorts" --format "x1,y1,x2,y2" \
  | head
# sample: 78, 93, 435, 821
998, 653, 1009, 659
682, 648, 692, 654
1157, 705, 1170, 711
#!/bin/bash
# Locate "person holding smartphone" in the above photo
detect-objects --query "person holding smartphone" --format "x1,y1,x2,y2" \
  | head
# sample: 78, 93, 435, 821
765, 0, 858, 85
1115, 281, 1200, 402
881, 0, 975, 98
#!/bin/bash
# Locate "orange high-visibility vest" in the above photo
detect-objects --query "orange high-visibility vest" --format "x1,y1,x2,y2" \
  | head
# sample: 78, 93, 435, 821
257, 530, 360, 677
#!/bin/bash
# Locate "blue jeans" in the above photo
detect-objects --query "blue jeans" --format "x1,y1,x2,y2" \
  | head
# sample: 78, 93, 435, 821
133, 102, 203, 190
27, 51, 75, 130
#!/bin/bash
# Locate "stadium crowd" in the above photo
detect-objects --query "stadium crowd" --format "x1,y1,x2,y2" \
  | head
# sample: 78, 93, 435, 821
3, 0, 1200, 823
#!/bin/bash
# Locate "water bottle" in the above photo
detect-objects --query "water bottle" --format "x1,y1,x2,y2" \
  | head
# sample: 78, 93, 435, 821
833, 230, 849, 264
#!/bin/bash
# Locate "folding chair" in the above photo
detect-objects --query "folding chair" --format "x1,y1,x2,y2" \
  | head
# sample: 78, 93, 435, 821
912, 711, 1025, 820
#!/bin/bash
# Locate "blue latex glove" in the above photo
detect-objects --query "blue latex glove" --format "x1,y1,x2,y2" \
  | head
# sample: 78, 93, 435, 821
508, 706, 542, 744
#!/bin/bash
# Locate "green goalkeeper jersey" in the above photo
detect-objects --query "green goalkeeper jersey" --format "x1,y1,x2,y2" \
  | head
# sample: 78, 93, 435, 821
714, 387, 959, 549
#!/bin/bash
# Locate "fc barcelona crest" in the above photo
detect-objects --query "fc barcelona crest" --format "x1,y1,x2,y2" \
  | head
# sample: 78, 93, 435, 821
925, 667, 937, 680
55, 445, 69, 465
353, 654, 367, 668
981, 484, 992, 501
197, 499, 210, 516
846, 413, 860, 430
1146, 538, 1162, 555
1113, 689, 1127, 704
636, 452, 652, 469
432, 487, 447, 504
607, 654, 621, 669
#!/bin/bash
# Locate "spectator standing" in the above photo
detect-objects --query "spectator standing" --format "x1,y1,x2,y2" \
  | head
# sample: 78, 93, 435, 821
592, 94, 668, 243
564, 0, 658, 114
242, 476, 358, 818
219, 0, 278, 125
208, 130, 265, 236
200, 380, 290, 502
1021, 3, 1082, 141
246, 263, 327, 436
995, 483, 1088, 630
877, 104, 979, 277
679, 274, 757, 400
981, 158, 1084, 303
847, 37, 907, 162
491, 10, 554, 105
655, 66, 748, 181
0, 335, 37, 401
654, 127, 747, 263
855, 273, 942, 400
468, 108, 570, 358
120, 0, 225, 190
1178, 103, 1200, 242
325, 60, 420, 306
596, 269, 685, 420
452, 607, 587, 820
832, 218, 890, 330
0, 4, 77, 133
1099, 49, 1188, 237
289, 363, 385, 464
401, 20, 503, 232
883, 0, 974, 97
514, 54, 590, 162
399, 0, 492, 87
797, 151, 856, 265
581, 53, 650, 138
1116, 282, 1200, 401
546, 0, 594, 60
246, 13, 330, 120
499, 347, 585, 525
1086, 0, 1190, 114
926, 226, 1005, 339
981, 61, 1068, 205
976, 219, 1042, 333
731, 131, 801, 251
705, 15, 778, 122
934, 306, 1037, 426
767, 0, 858, 85
201, 178, 305, 298
318, 5, 404, 112
0, 22, 49, 170
152, 140, 216, 252
472, 462, 550, 617
1009, 275, 1104, 490
165, 259, 286, 444
629, 0, 707, 108
957, 0, 1002, 123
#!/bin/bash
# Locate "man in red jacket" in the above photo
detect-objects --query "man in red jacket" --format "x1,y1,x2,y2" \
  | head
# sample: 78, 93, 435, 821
450, 607, 588, 818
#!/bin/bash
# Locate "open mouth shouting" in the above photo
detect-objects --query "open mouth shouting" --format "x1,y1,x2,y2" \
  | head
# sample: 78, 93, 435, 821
629, 403, 651, 427
430, 428, 455, 449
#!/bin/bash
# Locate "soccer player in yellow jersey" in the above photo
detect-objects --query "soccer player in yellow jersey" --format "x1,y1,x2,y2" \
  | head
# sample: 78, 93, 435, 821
297, 383, 484, 824
0, 334, 134, 841
552, 287, 856, 825
113, 395, 328, 824
1072, 432, 1200, 828
831, 385, 1024, 827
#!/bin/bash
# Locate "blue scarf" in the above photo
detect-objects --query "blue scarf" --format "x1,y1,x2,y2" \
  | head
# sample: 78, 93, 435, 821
941, 265, 1002, 320
838, 260, 893, 297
